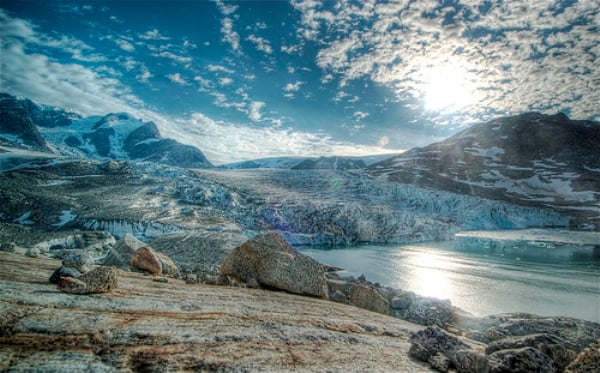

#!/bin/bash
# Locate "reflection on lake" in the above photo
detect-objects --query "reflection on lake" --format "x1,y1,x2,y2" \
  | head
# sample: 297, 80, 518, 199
301, 238, 600, 323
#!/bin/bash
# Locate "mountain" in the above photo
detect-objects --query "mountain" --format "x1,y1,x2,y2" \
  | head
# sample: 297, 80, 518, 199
0, 94, 213, 169
219, 156, 309, 169
367, 113, 600, 229
291, 156, 366, 170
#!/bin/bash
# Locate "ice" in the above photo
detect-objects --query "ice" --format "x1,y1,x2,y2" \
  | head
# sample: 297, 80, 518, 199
14, 211, 34, 225
53, 210, 77, 227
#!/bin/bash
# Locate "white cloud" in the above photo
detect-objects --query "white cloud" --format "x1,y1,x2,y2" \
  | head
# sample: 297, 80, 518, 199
215, 0, 238, 16
248, 101, 265, 122
292, 0, 599, 122
115, 39, 135, 52
207, 64, 234, 74
136, 67, 153, 83
246, 35, 273, 54
353, 111, 370, 121
139, 29, 170, 41
284, 81, 303, 92
167, 73, 189, 86
221, 17, 240, 52
219, 77, 234, 86
152, 51, 192, 64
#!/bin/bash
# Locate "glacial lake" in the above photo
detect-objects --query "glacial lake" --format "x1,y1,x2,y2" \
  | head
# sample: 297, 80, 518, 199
300, 230, 600, 323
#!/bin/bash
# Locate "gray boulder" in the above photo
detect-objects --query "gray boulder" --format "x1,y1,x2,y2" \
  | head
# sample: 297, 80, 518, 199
49, 266, 81, 284
220, 233, 328, 298
100, 233, 146, 268
485, 333, 573, 371
349, 284, 390, 315
487, 347, 557, 373
62, 252, 95, 273
409, 326, 472, 369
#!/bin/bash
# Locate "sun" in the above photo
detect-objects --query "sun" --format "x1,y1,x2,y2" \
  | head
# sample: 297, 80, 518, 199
422, 63, 475, 112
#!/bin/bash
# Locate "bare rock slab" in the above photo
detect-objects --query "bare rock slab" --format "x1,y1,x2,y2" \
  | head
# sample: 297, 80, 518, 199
220, 233, 328, 298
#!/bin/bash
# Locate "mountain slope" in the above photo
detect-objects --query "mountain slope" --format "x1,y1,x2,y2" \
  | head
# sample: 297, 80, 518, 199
367, 113, 600, 229
0, 94, 213, 169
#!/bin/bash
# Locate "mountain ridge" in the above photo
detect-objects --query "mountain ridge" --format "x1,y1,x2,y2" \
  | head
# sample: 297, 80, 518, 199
0, 93, 213, 169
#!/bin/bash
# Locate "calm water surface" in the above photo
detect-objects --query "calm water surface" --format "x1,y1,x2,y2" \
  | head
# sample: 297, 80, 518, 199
301, 240, 600, 322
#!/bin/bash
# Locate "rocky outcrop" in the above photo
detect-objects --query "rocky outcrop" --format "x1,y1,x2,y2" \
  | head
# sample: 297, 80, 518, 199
565, 341, 600, 372
220, 233, 329, 298
349, 284, 389, 314
409, 326, 473, 370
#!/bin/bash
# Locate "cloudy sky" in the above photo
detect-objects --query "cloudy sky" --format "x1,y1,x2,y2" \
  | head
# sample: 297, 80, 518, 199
1, 1, 598, 165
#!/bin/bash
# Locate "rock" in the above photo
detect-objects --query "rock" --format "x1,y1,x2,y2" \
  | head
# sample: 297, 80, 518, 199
330, 290, 348, 304
395, 297, 453, 326
565, 341, 600, 372
409, 326, 472, 368
25, 247, 40, 258
61, 252, 94, 273
152, 277, 169, 283
100, 233, 146, 268
220, 233, 328, 298
487, 347, 557, 373
49, 266, 81, 284
349, 284, 389, 315
391, 291, 415, 309
185, 273, 198, 284
0, 242, 16, 253
485, 333, 573, 371
326, 278, 352, 297
155, 252, 179, 276
58, 266, 118, 295
131, 246, 162, 275
246, 278, 260, 289
57, 277, 87, 294
454, 350, 490, 373
429, 352, 451, 372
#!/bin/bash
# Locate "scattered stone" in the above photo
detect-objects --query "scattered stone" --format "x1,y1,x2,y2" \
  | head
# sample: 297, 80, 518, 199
58, 266, 118, 295
487, 347, 557, 373
246, 278, 260, 289
395, 297, 453, 326
152, 277, 169, 283
391, 291, 415, 309
131, 246, 162, 275
349, 284, 389, 315
429, 352, 451, 372
220, 233, 328, 298
329, 290, 347, 304
454, 350, 490, 373
565, 341, 600, 372
57, 277, 87, 294
409, 326, 472, 369
25, 247, 40, 258
49, 266, 81, 284
485, 333, 573, 371
0, 242, 16, 253
185, 273, 198, 284
61, 252, 94, 273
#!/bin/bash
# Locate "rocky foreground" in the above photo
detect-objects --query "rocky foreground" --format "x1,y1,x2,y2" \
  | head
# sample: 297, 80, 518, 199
2, 231, 600, 372
0, 252, 432, 372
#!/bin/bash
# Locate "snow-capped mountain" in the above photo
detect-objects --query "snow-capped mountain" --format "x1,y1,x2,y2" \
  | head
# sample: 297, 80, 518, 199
219, 154, 393, 170
291, 156, 366, 170
368, 113, 600, 229
0, 94, 213, 169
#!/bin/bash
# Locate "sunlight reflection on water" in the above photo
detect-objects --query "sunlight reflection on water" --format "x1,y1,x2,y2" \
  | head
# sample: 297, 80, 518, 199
301, 241, 600, 322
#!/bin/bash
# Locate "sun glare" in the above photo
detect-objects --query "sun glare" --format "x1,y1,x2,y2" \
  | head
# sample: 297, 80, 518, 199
422, 63, 475, 112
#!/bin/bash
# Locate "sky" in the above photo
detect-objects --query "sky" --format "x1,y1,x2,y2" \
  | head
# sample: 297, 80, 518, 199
0, 0, 598, 165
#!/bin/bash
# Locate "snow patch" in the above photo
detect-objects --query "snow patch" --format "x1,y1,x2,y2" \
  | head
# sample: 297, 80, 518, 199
53, 210, 77, 227
14, 211, 34, 225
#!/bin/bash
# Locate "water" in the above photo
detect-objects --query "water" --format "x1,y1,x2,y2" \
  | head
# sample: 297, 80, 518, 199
301, 238, 600, 323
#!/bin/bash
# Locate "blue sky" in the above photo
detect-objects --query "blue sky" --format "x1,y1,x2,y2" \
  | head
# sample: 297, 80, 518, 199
1, 1, 598, 164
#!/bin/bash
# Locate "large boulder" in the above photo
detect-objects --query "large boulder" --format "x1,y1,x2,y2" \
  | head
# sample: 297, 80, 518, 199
349, 284, 389, 315
220, 233, 328, 298
131, 246, 162, 275
101, 234, 146, 268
